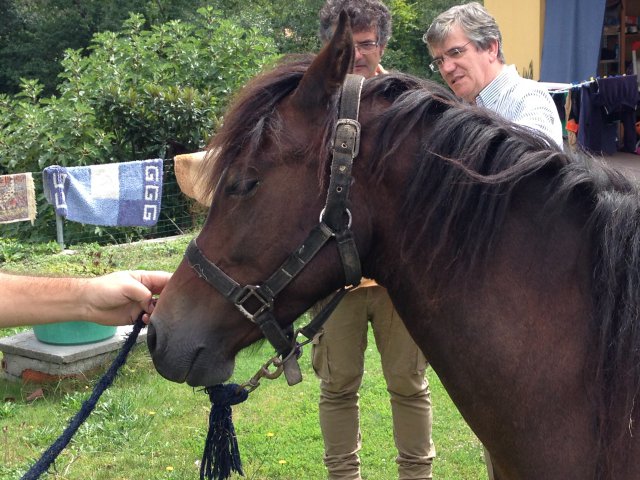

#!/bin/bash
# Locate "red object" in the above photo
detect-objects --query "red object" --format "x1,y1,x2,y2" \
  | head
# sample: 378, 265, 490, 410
21, 368, 82, 383
566, 119, 579, 133
632, 41, 640, 52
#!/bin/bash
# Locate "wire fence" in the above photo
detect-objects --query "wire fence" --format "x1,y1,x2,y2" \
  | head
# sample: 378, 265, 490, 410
0, 159, 208, 248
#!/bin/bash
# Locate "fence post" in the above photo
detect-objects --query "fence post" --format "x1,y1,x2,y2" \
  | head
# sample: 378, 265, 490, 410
55, 214, 65, 250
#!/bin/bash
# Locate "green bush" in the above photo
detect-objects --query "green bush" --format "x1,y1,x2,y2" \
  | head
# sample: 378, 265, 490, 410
0, 8, 278, 243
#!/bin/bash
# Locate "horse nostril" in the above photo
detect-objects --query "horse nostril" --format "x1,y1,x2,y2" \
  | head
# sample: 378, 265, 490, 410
147, 324, 157, 354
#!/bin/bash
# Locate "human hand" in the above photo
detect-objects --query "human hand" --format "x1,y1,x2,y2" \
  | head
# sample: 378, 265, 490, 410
83, 270, 172, 326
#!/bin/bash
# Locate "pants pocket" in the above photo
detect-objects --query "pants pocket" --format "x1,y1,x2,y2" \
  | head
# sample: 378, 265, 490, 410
312, 334, 331, 383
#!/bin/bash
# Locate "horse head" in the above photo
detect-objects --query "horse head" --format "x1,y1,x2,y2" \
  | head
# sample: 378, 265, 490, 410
148, 12, 376, 386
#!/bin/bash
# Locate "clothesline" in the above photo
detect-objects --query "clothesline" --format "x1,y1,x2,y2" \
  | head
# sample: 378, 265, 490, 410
549, 73, 639, 156
541, 73, 638, 94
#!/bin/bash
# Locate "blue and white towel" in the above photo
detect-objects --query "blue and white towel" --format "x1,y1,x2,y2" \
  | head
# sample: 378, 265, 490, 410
43, 159, 163, 227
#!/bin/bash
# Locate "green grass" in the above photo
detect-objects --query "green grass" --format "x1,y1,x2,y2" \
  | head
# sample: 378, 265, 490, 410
0, 237, 487, 479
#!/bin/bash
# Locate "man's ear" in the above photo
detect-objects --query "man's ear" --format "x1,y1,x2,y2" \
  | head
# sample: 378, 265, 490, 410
488, 39, 500, 60
289, 10, 354, 112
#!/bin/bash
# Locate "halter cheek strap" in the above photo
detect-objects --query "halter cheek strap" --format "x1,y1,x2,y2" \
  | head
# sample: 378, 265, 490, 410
186, 74, 365, 386
186, 221, 341, 357
323, 73, 364, 286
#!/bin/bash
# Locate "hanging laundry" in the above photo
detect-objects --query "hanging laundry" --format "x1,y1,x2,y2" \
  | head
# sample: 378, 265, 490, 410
43, 159, 163, 227
578, 75, 638, 155
0, 173, 36, 224
565, 89, 579, 147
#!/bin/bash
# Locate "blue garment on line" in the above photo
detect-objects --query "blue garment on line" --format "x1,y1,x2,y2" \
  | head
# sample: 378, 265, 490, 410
577, 76, 638, 155
43, 159, 163, 227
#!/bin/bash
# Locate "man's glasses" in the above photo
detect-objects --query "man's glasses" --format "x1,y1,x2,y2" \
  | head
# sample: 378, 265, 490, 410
429, 41, 473, 72
355, 41, 379, 54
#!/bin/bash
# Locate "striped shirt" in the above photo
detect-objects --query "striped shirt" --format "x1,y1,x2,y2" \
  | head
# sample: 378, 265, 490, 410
476, 65, 563, 148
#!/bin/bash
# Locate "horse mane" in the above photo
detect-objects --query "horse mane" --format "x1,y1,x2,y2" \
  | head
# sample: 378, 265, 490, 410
362, 73, 640, 476
203, 57, 640, 476
360, 75, 565, 276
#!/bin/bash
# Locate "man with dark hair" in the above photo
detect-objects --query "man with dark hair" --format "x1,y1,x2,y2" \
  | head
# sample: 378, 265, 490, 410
312, 2, 435, 479
319, 0, 391, 78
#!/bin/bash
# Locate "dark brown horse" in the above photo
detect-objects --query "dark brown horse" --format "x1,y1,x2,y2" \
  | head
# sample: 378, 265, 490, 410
148, 13, 640, 479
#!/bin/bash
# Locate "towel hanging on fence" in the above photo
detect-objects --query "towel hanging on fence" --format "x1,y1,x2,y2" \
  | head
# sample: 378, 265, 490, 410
43, 159, 163, 227
0, 173, 37, 225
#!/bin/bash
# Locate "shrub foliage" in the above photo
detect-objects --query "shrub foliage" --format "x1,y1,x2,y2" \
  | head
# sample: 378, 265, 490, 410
0, 8, 277, 242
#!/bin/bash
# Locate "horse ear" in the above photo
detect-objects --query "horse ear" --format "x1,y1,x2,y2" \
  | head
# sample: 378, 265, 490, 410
290, 10, 354, 111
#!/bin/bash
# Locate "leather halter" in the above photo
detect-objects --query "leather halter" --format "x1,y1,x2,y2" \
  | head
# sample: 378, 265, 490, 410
185, 74, 364, 385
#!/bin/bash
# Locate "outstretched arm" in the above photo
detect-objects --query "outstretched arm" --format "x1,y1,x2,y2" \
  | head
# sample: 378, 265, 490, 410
0, 270, 172, 328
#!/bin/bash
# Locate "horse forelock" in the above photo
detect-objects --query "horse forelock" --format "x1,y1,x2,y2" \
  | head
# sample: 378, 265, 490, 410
202, 54, 338, 203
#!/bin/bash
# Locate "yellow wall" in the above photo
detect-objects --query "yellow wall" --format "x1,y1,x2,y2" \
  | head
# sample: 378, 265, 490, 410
484, 0, 545, 80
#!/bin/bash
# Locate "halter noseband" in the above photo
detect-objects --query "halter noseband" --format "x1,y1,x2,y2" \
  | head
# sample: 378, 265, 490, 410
185, 74, 364, 385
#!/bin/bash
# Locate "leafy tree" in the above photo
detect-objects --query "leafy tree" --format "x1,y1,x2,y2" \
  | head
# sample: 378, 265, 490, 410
1, 8, 277, 171
0, 0, 461, 96
208, 0, 325, 54
207, 0, 462, 80
0, 0, 208, 96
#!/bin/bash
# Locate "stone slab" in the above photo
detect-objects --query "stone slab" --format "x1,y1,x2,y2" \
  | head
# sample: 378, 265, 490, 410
0, 326, 147, 381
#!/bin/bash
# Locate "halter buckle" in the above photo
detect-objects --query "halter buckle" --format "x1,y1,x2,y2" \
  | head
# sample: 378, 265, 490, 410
333, 118, 361, 158
235, 285, 273, 321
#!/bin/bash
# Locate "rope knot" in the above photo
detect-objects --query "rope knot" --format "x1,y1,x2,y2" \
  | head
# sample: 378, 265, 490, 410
205, 384, 249, 406
200, 384, 248, 480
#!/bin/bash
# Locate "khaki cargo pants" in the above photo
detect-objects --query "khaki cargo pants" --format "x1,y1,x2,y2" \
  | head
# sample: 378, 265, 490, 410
312, 286, 435, 479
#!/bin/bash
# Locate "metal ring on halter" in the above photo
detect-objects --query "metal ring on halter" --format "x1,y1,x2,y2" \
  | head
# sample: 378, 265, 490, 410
319, 207, 353, 229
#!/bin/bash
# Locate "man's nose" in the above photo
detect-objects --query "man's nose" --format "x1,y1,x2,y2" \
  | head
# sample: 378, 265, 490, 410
440, 56, 457, 73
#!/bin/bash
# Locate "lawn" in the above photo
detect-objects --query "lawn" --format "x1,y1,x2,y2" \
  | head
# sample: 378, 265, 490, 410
0, 237, 487, 479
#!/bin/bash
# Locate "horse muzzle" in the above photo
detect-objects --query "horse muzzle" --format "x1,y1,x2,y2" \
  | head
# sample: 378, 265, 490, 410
147, 319, 235, 387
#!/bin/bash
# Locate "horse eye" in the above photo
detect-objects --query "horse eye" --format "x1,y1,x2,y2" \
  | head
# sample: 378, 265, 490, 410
225, 178, 260, 197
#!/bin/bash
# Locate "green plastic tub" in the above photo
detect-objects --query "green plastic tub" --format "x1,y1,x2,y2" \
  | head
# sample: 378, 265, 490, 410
33, 321, 117, 345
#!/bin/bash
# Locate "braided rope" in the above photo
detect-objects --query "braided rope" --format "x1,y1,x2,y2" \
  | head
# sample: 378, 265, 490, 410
20, 316, 145, 480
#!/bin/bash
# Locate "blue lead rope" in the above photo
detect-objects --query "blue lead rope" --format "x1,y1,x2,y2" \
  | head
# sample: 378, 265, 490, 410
200, 384, 249, 480
20, 317, 249, 480
20, 317, 146, 480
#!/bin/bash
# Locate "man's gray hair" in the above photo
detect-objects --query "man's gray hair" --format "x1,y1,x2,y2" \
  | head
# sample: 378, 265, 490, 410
319, 0, 392, 45
423, 2, 505, 63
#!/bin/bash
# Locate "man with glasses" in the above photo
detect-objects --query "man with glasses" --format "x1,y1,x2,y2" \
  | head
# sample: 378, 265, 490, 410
424, 2, 563, 148
319, 0, 388, 78
314, 2, 435, 479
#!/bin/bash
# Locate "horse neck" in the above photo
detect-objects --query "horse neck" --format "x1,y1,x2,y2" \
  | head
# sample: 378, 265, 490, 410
361, 165, 599, 477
